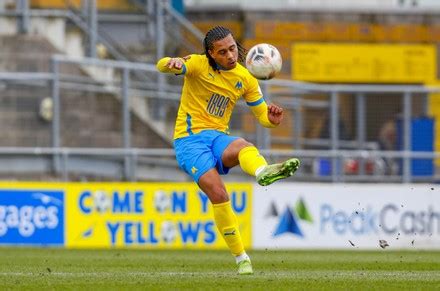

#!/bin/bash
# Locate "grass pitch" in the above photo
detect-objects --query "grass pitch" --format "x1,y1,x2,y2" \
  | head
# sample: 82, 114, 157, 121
0, 248, 439, 290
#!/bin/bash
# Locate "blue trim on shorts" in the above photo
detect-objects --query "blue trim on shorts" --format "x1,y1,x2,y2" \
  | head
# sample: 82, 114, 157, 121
186, 113, 193, 135
173, 130, 239, 183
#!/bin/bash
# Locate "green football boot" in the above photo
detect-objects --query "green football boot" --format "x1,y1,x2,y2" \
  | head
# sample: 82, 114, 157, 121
237, 259, 253, 275
256, 158, 300, 186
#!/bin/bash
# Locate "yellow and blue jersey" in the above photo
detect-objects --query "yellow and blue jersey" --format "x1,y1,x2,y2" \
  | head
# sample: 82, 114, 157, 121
157, 54, 265, 139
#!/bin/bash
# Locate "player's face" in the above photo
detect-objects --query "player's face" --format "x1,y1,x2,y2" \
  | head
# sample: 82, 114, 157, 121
208, 34, 238, 70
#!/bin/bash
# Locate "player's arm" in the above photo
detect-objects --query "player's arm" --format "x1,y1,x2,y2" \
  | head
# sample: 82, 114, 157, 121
248, 99, 282, 128
244, 76, 283, 128
156, 55, 191, 75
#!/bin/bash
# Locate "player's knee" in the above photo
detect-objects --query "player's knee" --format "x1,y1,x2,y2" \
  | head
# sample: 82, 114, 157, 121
236, 138, 254, 150
223, 138, 255, 166
209, 186, 229, 204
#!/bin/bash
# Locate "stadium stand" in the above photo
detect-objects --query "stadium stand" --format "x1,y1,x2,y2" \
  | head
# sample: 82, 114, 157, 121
186, 6, 439, 153
1, 3, 440, 288
0, 0, 439, 182
0, 35, 170, 148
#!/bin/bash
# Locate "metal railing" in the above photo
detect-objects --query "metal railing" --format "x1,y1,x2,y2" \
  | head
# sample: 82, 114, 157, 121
2, 3, 440, 183
1, 54, 440, 182
6, 0, 202, 68
2, 0, 203, 121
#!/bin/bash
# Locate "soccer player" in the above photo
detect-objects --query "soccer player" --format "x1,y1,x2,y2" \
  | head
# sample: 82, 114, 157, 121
156, 26, 300, 275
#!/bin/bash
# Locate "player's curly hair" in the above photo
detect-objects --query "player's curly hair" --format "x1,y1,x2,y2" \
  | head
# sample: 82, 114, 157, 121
203, 26, 246, 71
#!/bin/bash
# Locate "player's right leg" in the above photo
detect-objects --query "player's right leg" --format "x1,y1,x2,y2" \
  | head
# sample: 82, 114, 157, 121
174, 133, 253, 275
198, 169, 253, 275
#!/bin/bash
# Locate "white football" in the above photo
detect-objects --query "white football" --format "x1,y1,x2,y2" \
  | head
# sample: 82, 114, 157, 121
245, 43, 282, 80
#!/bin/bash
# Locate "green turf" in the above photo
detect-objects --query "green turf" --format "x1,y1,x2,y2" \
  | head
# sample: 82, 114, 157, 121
0, 248, 439, 290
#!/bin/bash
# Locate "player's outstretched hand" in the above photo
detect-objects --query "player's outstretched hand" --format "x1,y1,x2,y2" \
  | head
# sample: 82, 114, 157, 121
166, 58, 184, 69
166, 55, 191, 70
268, 103, 284, 126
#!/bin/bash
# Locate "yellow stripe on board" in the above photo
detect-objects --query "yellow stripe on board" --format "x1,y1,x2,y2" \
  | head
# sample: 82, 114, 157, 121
292, 43, 437, 83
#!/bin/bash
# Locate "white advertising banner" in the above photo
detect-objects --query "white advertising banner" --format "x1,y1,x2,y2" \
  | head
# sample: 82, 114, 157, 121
253, 183, 440, 249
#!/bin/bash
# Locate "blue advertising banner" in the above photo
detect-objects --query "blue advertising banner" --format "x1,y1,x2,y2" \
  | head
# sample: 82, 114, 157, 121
0, 190, 64, 245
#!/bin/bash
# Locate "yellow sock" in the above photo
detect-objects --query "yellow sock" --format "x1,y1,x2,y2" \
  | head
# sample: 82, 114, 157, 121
212, 200, 245, 256
238, 146, 267, 176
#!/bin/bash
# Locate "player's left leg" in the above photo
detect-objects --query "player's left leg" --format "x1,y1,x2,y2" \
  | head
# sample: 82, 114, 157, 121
222, 138, 300, 186
220, 138, 266, 172
255, 157, 300, 186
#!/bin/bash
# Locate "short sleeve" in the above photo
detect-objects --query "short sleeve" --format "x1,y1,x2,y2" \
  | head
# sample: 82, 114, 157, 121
243, 75, 264, 107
